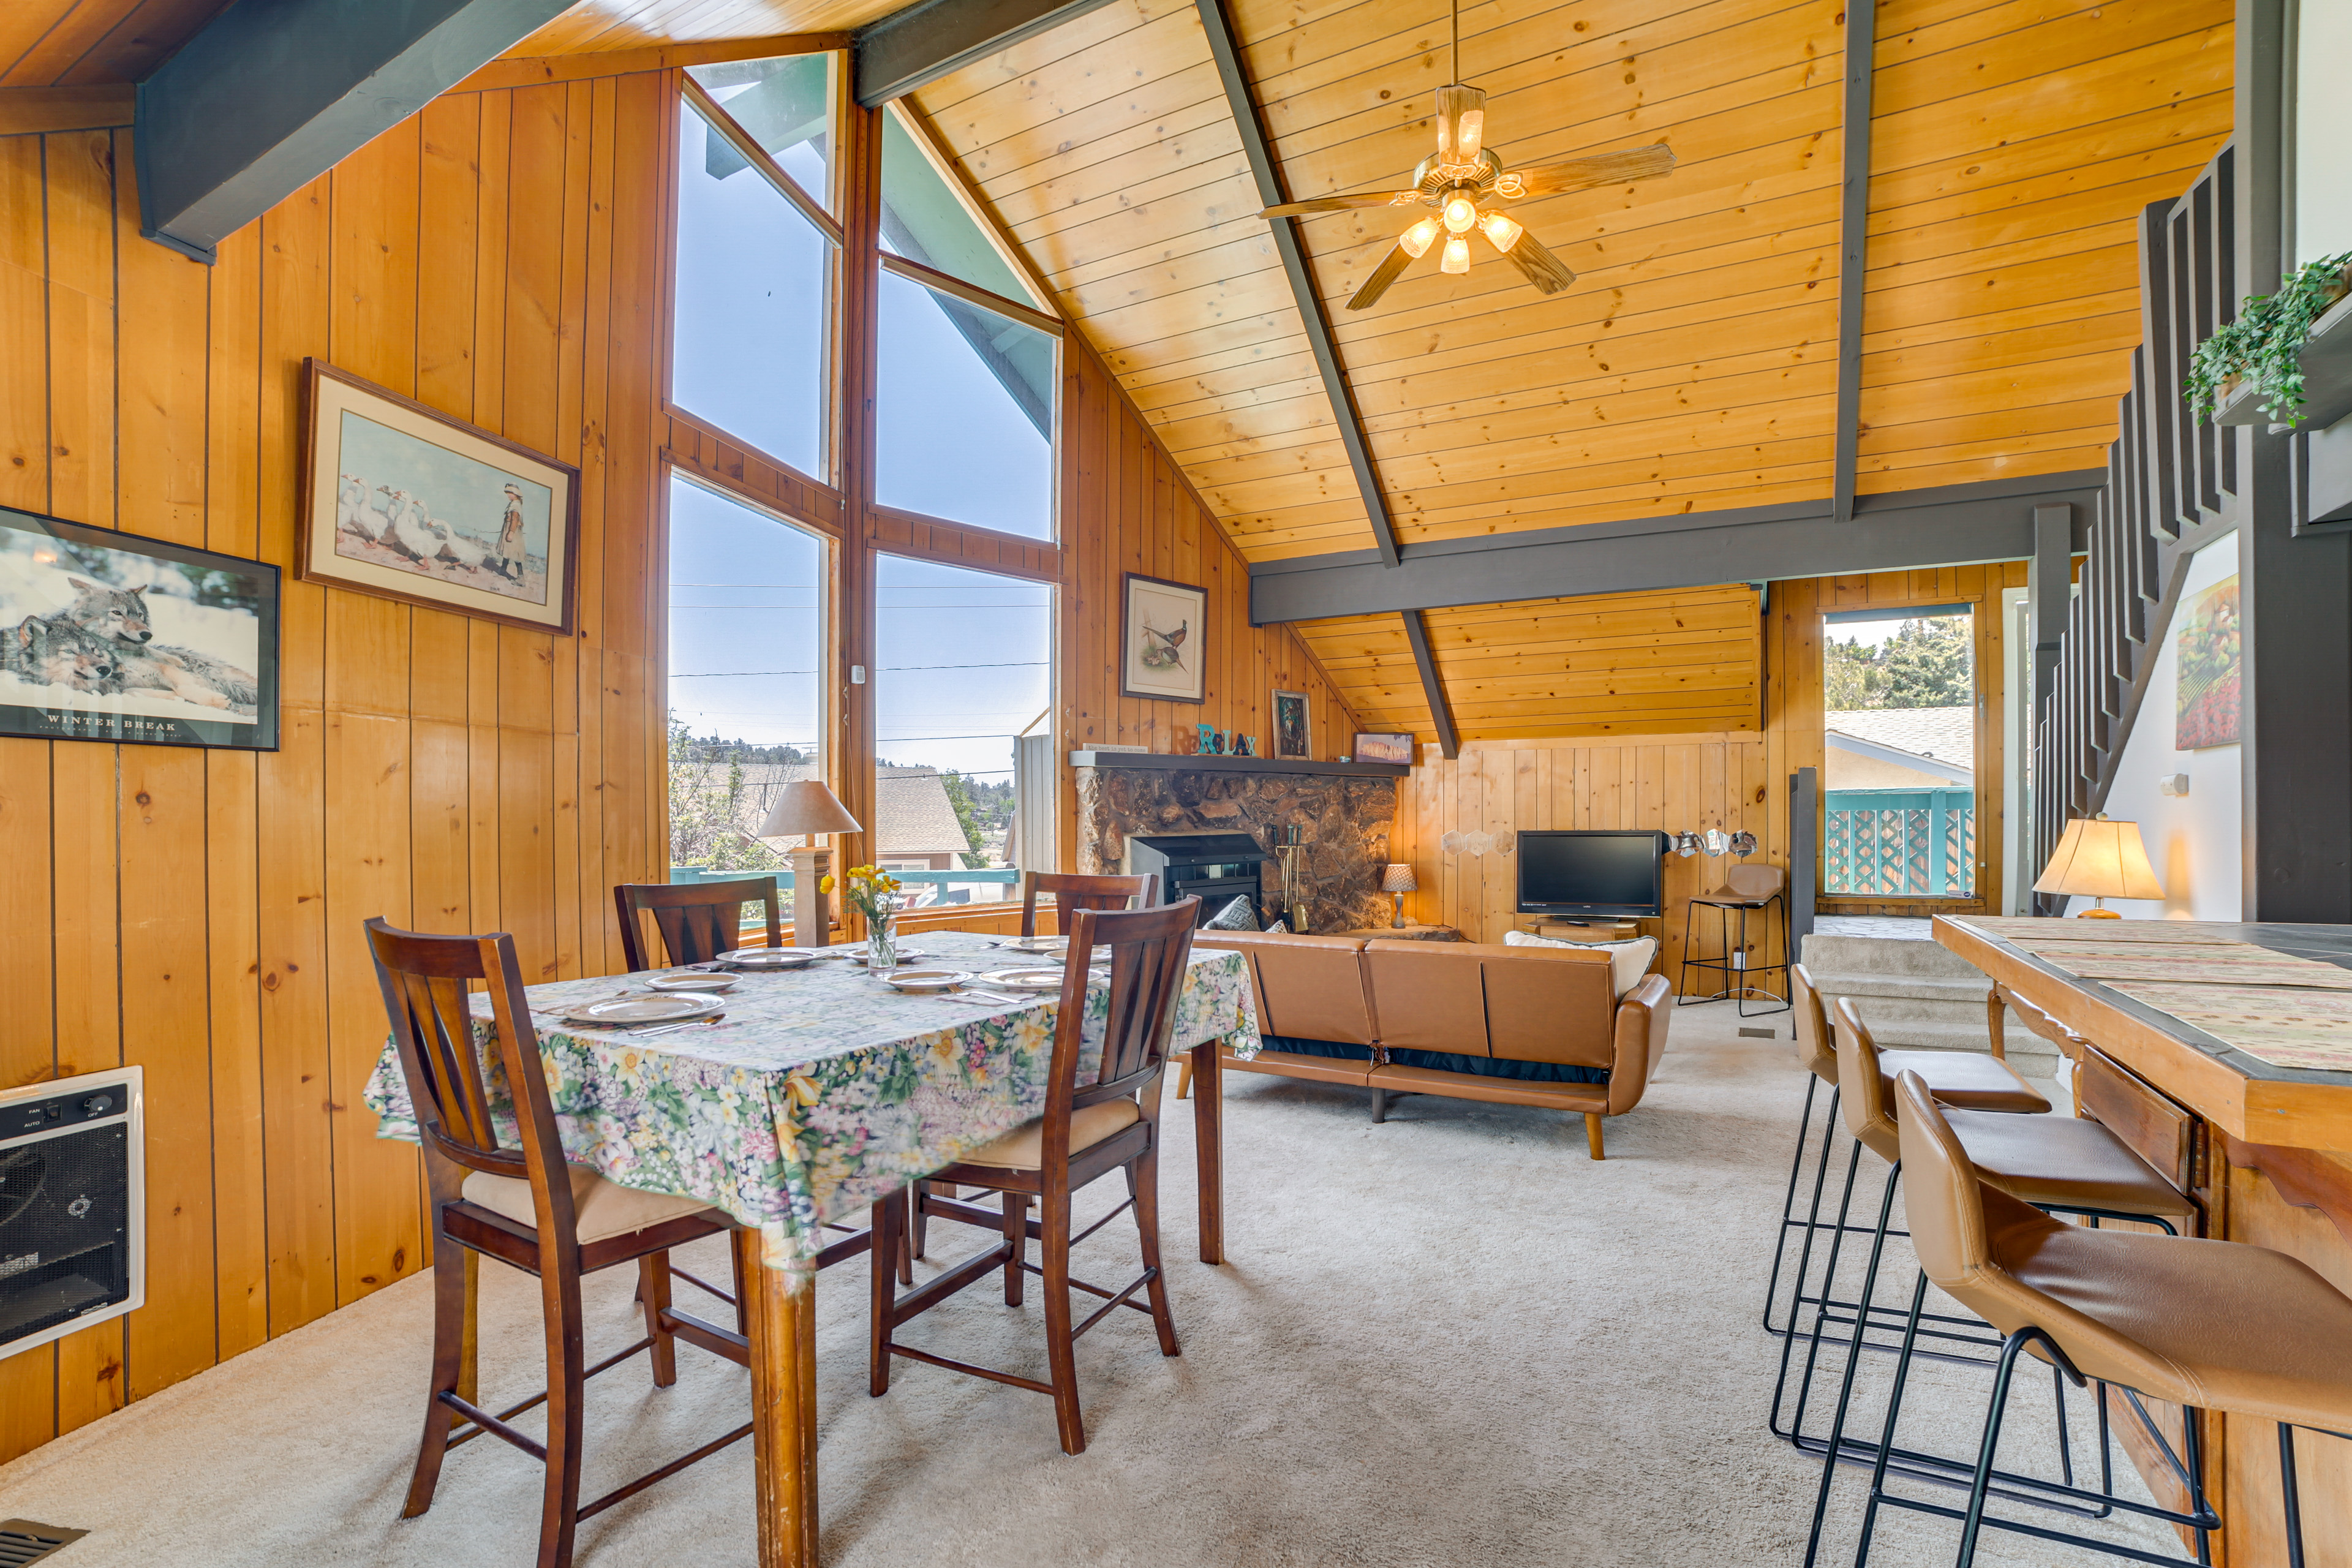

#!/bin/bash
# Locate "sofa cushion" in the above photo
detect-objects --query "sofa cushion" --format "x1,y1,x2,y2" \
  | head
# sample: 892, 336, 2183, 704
1363, 943, 1490, 1057
1504, 929, 1657, 997
1199, 933, 1376, 1045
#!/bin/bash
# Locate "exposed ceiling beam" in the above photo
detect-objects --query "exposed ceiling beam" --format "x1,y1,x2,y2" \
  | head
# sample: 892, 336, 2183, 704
1831, 0, 1878, 524
1194, 0, 1401, 568
854, 0, 1122, 107
137, 0, 576, 263
1402, 610, 1458, 761
1248, 472, 2105, 625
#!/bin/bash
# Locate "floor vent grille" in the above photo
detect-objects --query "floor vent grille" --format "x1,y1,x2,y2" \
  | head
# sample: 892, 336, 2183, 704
0, 1521, 87, 1566
1737, 1027, 1779, 1039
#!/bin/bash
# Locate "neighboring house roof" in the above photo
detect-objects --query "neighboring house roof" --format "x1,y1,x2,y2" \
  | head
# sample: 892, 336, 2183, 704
733, 762, 971, 857
1824, 706, 1974, 783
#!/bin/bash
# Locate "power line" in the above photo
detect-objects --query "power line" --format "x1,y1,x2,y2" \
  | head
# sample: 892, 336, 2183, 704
672, 660, 1049, 678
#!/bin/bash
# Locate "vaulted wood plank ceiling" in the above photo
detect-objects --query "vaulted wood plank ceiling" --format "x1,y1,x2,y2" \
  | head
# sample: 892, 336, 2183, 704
0, 0, 234, 85
911, 0, 2231, 570
1297, 584, 1762, 744
507, 0, 914, 54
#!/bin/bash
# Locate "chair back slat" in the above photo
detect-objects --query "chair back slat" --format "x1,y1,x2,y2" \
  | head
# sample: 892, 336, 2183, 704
614, 877, 784, 970
1020, 871, 1156, 940
1058, 899, 1198, 1108
366, 918, 574, 1235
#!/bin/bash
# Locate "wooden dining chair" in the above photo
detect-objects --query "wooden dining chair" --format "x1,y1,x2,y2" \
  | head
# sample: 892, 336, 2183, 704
614, 876, 782, 971
366, 918, 752, 1568
1018, 870, 1156, 938
613, 877, 907, 1289
870, 896, 1200, 1455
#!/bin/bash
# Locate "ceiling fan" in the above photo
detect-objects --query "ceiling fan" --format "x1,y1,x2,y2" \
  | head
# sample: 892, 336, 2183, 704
1258, 3, 1676, 310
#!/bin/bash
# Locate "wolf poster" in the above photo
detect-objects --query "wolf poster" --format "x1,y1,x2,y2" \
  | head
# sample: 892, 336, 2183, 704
299, 360, 579, 635
0, 507, 279, 750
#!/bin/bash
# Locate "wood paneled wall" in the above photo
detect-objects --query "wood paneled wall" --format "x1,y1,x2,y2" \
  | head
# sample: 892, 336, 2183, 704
1858, 0, 2233, 493
1393, 734, 1778, 984
1295, 585, 1763, 745
1052, 333, 1363, 790
0, 74, 673, 1466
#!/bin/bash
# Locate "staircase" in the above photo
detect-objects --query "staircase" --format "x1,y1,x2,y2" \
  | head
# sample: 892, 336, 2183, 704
1800, 929, 2059, 1080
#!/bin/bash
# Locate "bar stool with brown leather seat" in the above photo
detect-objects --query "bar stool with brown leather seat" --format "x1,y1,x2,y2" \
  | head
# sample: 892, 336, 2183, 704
1768, 966, 2051, 1346
367, 918, 753, 1568
1018, 869, 1157, 938
869, 897, 1198, 1456
1679, 862, 1790, 1014
1792, 1000, 2198, 1564
616, 876, 906, 1288
1817, 1071, 2352, 1567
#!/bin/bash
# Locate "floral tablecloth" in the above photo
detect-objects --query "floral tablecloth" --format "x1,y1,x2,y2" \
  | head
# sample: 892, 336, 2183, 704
362, 932, 1255, 1274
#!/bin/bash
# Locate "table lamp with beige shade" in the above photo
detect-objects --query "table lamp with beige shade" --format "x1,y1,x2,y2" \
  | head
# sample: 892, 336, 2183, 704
2032, 813, 2163, 917
758, 780, 862, 946
1382, 863, 1419, 929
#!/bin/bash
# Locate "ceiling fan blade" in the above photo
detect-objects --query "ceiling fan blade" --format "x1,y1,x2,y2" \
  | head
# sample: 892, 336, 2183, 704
1259, 190, 1423, 218
1435, 85, 1489, 163
1493, 144, 1677, 202
1346, 241, 1417, 311
1501, 230, 1577, 295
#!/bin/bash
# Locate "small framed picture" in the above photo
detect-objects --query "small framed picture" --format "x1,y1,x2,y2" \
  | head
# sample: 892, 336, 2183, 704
0, 505, 279, 751
1271, 688, 1310, 760
1121, 572, 1205, 703
298, 358, 581, 636
1352, 732, 1414, 766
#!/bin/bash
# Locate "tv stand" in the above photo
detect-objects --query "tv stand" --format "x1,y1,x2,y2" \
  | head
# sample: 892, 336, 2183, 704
1532, 918, 1645, 941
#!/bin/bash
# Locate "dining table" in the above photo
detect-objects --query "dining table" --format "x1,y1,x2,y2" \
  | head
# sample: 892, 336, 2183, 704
1937, 914, 2352, 1566
362, 929, 1258, 1568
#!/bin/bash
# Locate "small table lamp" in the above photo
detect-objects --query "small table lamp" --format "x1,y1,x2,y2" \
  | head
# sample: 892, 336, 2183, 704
2032, 814, 2163, 918
758, 781, 862, 947
1382, 863, 1418, 929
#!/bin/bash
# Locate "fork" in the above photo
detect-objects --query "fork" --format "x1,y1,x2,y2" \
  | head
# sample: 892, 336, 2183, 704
630, 1014, 727, 1038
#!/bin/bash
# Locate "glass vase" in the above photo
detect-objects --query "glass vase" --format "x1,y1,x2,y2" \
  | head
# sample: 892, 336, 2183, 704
866, 908, 898, 971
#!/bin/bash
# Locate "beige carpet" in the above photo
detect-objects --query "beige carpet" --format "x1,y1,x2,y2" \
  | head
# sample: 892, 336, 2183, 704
0, 1005, 2177, 1567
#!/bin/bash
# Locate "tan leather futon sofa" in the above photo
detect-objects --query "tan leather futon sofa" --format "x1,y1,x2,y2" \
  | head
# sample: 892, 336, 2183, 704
1188, 932, 1672, 1158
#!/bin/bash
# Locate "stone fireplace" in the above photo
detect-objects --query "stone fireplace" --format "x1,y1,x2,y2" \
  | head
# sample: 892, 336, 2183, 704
1071, 753, 1404, 933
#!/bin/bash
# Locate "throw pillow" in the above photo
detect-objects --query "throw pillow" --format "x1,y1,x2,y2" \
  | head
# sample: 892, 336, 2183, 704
1263, 919, 1287, 934
1503, 928, 1657, 997
1204, 895, 1261, 932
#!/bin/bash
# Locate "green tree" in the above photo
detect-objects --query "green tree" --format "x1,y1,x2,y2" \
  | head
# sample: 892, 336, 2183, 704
666, 715, 786, 873
1823, 636, 1886, 709
1878, 617, 1972, 707
940, 769, 990, 869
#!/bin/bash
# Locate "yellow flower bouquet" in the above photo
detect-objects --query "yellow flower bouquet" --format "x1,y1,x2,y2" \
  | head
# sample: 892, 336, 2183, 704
823, 865, 908, 967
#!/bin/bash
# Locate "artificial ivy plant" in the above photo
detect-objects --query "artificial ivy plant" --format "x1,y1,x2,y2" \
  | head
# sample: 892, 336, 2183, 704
2184, 251, 2352, 426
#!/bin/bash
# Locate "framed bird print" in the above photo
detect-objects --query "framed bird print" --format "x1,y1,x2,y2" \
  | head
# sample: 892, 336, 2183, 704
1121, 572, 1205, 703
295, 358, 581, 636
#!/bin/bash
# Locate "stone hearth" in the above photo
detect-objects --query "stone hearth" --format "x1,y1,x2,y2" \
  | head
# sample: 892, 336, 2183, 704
1074, 762, 1398, 933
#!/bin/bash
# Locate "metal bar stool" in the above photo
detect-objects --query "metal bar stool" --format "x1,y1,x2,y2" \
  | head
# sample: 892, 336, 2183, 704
1817, 1072, 2352, 1567
1678, 863, 1790, 1015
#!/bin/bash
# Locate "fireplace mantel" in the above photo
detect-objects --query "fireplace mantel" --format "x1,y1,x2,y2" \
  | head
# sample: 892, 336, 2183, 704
1068, 750, 1408, 779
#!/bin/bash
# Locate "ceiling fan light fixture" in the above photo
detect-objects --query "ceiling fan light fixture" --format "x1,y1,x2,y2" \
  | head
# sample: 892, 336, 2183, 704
1454, 107, 1485, 160
1398, 216, 1442, 258
1440, 234, 1471, 274
1479, 209, 1524, 252
1442, 194, 1478, 233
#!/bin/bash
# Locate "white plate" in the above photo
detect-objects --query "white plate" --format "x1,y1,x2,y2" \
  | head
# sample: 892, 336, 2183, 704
847, 949, 928, 967
647, 973, 736, 994
717, 948, 816, 970
983, 967, 1069, 993
997, 938, 1066, 955
878, 968, 974, 993
564, 995, 724, 1026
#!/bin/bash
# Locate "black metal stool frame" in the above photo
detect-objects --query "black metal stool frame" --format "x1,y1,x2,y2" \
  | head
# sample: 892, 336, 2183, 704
1678, 888, 1790, 1015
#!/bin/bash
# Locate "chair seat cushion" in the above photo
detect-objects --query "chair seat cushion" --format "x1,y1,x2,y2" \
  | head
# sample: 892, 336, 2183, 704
1946, 1107, 2196, 1221
1880, 1047, 2049, 1114
461, 1163, 725, 1245
958, 1098, 1142, 1170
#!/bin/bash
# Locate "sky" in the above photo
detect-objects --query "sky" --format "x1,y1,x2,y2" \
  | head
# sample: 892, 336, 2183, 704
665, 89, 1056, 790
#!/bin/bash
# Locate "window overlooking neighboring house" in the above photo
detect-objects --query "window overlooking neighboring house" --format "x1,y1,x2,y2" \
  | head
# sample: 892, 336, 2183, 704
1820, 606, 1980, 899
871, 554, 1052, 908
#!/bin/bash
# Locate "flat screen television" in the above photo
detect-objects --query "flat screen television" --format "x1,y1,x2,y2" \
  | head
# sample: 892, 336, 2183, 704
1515, 830, 1669, 918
